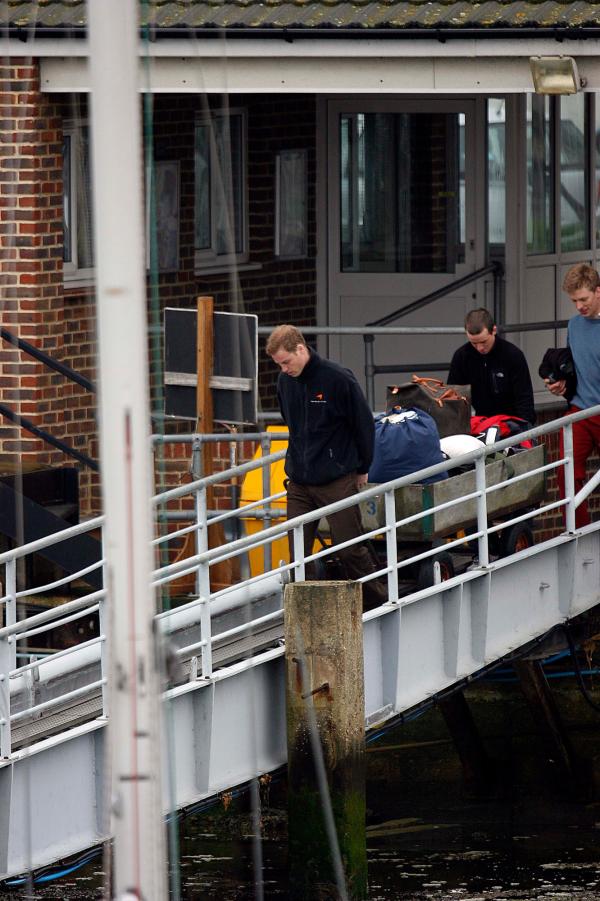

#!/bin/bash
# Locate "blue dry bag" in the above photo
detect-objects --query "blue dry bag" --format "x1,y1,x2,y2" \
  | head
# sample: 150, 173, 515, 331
368, 407, 447, 484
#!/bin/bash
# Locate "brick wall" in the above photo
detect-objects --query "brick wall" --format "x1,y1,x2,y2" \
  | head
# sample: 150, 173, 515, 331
0, 60, 68, 460
151, 93, 317, 413
52, 90, 317, 516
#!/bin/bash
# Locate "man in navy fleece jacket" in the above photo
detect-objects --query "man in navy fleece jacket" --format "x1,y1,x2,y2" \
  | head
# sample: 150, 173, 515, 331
266, 324, 387, 610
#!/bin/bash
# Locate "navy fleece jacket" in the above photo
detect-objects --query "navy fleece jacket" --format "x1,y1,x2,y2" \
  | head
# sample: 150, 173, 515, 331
277, 351, 375, 486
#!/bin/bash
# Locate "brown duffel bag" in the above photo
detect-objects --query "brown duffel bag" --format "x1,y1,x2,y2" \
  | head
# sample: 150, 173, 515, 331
386, 376, 471, 438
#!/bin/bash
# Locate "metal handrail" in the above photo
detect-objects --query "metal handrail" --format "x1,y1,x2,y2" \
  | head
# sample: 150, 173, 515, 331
363, 261, 504, 406
0, 326, 98, 469
0, 327, 95, 394
1, 409, 599, 760
366, 261, 504, 328
0, 401, 98, 471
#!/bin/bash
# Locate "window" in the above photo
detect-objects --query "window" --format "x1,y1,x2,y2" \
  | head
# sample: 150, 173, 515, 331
340, 111, 464, 273
63, 123, 94, 282
194, 109, 247, 269
275, 150, 307, 259
526, 95, 554, 255
526, 94, 592, 256
487, 98, 506, 247
560, 92, 589, 252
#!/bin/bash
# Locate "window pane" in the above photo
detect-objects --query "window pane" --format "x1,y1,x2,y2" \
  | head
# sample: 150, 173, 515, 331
214, 115, 243, 255
488, 99, 506, 246
277, 150, 306, 258
340, 112, 463, 273
526, 94, 553, 254
560, 93, 588, 251
76, 128, 94, 269
62, 135, 72, 263
194, 123, 211, 250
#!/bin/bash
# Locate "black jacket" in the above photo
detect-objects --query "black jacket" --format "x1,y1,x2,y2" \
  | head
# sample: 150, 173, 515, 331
277, 351, 375, 486
538, 347, 577, 403
448, 336, 536, 425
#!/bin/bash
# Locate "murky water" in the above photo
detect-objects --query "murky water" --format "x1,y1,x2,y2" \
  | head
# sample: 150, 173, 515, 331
4, 678, 600, 899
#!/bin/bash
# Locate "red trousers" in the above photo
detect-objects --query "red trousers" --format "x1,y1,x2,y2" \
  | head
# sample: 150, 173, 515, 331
558, 405, 600, 528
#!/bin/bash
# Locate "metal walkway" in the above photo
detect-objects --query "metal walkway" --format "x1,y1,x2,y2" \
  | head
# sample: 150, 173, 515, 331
1, 408, 599, 880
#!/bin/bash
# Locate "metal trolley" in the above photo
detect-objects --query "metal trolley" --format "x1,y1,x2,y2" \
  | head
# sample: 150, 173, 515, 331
361, 444, 547, 588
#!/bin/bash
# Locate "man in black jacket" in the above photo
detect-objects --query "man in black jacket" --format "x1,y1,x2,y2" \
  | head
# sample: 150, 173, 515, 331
448, 308, 536, 425
266, 324, 387, 609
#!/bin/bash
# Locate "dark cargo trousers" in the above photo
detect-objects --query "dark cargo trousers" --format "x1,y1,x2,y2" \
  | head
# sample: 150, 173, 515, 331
286, 472, 388, 610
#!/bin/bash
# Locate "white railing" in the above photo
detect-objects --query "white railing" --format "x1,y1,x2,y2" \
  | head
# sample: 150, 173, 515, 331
1, 406, 599, 760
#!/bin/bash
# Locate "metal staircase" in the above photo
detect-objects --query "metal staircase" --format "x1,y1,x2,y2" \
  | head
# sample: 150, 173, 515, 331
0, 407, 599, 880
0, 469, 102, 594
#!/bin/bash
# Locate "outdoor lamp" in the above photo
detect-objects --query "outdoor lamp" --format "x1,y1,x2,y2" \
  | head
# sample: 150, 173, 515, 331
529, 56, 585, 95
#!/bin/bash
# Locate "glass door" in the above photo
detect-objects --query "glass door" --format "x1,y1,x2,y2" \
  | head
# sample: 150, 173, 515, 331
327, 98, 481, 409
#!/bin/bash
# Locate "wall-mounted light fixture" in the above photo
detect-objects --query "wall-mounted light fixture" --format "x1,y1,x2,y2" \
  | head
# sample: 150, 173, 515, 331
530, 56, 586, 95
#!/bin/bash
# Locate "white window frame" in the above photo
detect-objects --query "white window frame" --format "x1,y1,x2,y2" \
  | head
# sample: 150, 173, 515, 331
63, 121, 94, 286
194, 108, 248, 272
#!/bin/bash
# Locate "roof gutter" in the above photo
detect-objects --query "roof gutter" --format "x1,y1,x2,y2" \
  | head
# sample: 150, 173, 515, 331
5, 25, 600, 43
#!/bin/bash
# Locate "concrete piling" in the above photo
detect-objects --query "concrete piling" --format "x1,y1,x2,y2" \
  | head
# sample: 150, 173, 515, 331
284, 580, 367, 900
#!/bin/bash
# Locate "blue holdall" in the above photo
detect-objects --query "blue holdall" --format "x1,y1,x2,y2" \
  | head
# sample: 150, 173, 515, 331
368, 407, 447, 484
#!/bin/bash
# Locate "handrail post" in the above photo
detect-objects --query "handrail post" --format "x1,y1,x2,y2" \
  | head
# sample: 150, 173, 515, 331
261, 434, 273, 572
475, 456, 489, 567
293, 525, 305, 581
493, 261, 504, 327
99, 528, 109, 718
196, 480, 213, 679
384, 488, 398, 603
364, 334, 376, 410
191, 434, 203, 598
192, 436, 213, 677
0, 638, 11, 759
5, 559, 16, 672
563, 422, 576, 533
229, 434, 241, 542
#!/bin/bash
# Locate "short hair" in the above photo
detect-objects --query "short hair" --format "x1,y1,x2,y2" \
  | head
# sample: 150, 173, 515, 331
465, 308, 495, 335
562, 263, 600, 294
266, 324, 307, 357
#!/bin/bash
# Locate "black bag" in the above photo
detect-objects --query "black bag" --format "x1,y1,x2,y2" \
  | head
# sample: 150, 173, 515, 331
387, 376, 471, 439
538, 347, 576, 402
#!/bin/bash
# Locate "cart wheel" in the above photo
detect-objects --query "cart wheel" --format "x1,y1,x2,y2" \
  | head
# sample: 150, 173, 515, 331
499, 523, 534, 557
417, 551, 455, 589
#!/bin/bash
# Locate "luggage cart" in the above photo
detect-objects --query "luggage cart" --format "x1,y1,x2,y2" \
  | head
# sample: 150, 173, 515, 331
361, 444, 547, 588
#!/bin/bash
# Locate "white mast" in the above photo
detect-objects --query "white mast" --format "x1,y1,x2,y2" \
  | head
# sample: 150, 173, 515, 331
87, 2, 167, 898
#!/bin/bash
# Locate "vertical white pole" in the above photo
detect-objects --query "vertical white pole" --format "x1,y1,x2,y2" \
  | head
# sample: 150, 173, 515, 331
87, 3, 167, 899
563, 422, 577, 533
475, 455, 489, 567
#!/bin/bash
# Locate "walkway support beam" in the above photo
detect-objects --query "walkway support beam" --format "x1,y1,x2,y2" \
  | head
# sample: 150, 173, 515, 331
284, 580, 367, 900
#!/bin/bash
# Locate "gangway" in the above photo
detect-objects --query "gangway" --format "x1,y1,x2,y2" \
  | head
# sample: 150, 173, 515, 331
0, 408, 599, 880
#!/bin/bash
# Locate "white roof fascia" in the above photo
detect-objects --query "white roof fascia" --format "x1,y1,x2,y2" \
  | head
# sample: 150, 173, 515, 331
4, 35, 600, 59
39, 51, 600, 94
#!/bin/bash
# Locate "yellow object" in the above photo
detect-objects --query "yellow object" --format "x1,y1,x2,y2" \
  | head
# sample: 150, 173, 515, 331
240, 425, 290, 577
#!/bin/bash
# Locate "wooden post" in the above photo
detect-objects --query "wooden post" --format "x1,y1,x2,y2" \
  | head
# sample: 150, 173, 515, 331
514, 659, 581, 790
438, 690, 496, 798
196, 295, 214, 477
284, 580, 367, 900
169, 297, 237, 596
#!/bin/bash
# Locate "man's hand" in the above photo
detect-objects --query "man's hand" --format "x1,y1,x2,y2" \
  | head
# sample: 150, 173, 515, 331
355, 473, 368, 489
545, 377, 566, 397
